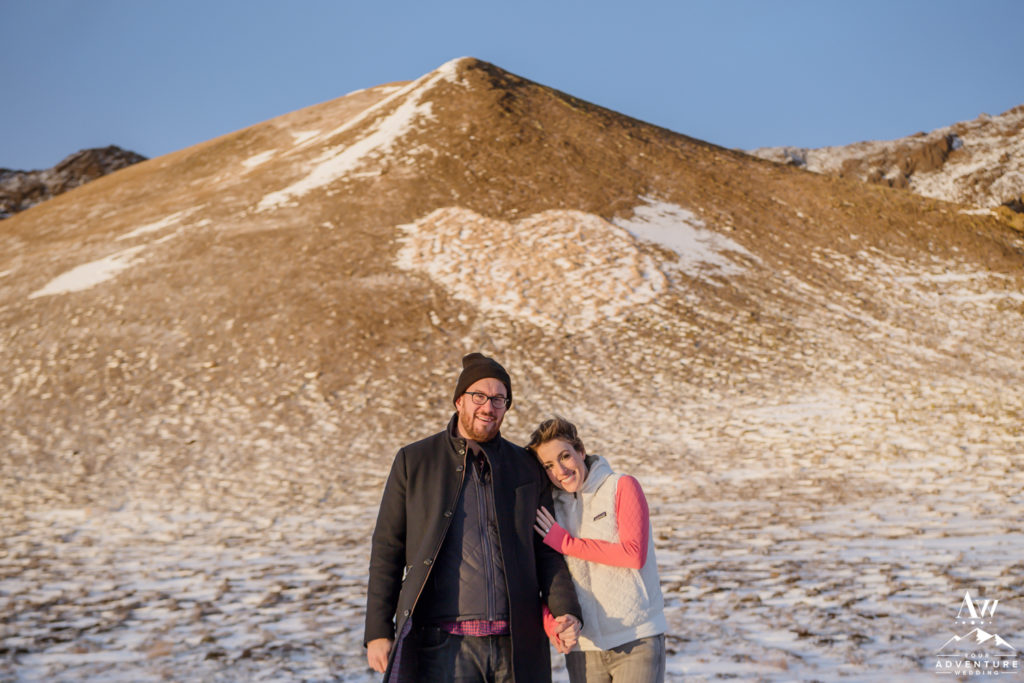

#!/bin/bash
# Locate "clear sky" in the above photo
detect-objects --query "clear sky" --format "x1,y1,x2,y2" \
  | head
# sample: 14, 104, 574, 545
2, 0, 1022, 170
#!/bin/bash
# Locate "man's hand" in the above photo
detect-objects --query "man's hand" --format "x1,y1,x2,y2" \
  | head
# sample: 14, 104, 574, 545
552, 614, 581, 653
367, 637, 393, 673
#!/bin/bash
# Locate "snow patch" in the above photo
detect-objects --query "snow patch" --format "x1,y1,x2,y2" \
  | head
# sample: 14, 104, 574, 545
29, 246, 146, 298
755, 106, 1024, 210
396, 207, 666, 332
257, 60, 465, 212
31, 211, 213, 298
116, 209, 195, 241
613, 197, 756, 283
241, 150, 277, 169
290, 130, 319, 145
989, 170, 1024, 203
947, 291, 1024, 303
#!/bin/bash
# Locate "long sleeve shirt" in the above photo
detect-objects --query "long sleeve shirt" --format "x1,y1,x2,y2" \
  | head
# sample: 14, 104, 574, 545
542, 475, 649, 569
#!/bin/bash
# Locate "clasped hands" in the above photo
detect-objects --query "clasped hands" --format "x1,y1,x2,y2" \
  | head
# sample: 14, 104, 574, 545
551, 613, 581, 654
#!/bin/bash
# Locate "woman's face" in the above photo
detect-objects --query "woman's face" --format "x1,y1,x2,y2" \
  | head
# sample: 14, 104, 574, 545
535, 439, 588, 493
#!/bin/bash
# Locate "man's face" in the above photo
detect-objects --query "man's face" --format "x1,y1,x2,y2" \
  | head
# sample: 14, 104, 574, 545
454, 377, 508, 442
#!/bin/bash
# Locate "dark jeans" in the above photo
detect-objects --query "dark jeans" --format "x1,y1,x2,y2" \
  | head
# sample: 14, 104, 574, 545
414, 625, 514, 683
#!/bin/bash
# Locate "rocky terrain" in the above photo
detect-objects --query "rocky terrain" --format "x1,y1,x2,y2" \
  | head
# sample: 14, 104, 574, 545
0, 146, 146, 219
1, 58, 1022, 681
751, 105, 1024, 232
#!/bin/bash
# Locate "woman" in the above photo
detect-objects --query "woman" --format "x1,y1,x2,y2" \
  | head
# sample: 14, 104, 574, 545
528, 416, 667, 683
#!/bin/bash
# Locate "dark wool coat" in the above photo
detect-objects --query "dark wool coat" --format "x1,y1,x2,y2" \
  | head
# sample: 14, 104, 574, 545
365, 414, 582, 683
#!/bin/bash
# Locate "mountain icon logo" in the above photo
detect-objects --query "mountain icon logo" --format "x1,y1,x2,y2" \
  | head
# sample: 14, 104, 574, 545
938, 627, 1017, 654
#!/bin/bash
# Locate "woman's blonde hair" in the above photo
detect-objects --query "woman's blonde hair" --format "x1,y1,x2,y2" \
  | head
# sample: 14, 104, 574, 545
526, 415, 586, 456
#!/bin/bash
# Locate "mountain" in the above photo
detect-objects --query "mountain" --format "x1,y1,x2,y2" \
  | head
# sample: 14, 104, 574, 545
2, 57, 1024, 681
3, 52, 1023, 515
0, 145, 147, 219
939, 628, 1017, 653
751, 105, 1024, 231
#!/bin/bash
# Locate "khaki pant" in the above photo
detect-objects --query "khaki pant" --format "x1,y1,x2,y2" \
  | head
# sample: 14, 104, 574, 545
565, 634, 666, 683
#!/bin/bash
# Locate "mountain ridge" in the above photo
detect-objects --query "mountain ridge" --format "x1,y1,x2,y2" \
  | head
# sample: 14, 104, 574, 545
751, 104, 1024, 232
0, 145, 146, 219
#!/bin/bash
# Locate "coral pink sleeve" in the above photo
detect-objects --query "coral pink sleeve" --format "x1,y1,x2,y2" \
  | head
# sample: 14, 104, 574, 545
541, 603, 559, 643
541, 475, 649, 570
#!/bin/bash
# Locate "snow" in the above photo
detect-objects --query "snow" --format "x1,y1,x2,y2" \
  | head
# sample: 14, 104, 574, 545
947, 291, 1024, 303
396, 207, 666, 332
257, 59, 465, 212
341, 84, 402, 99
989, 170, 1024, 203
396, 198, 763, 331
754, 106, 1024, 209
28, 212, 213, 298
612, 196, 757, 282
241, 149, 277, 169
116, 209, 194, 241
28, 245, 146, 298
289, 130, 319, 145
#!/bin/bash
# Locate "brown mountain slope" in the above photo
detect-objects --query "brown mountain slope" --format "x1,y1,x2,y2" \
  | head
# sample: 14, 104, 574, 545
2, 57, 1023, 679
2, 56, 1022, 507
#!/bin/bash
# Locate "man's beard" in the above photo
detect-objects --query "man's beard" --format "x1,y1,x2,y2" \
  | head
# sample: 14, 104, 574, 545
459, 410, 501, 442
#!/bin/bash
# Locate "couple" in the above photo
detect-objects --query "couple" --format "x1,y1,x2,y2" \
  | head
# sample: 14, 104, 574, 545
364, 353, 667, 682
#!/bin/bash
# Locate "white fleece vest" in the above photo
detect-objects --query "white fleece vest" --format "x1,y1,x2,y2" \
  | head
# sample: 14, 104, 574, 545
552, 455, 667, 651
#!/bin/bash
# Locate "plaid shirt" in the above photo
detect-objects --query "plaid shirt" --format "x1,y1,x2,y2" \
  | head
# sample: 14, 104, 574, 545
440, 619, 511, 636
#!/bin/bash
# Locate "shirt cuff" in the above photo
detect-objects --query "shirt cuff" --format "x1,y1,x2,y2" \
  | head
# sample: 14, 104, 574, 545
543, 521, 570, 552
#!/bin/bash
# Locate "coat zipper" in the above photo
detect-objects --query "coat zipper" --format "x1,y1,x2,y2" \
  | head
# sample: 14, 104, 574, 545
477, 457, 498, 619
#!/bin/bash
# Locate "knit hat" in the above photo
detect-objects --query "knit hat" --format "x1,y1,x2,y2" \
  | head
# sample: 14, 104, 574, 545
452, 353, 512, 406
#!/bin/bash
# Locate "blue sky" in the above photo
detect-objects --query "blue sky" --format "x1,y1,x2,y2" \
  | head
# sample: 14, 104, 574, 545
2, 0, 1022, 170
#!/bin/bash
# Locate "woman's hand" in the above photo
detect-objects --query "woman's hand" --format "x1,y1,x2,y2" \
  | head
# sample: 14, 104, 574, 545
552, 614, 581, 654
534, 505, 557, 538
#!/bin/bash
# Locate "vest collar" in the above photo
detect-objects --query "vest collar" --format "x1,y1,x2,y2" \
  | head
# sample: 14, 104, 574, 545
580, 454, 613, 494
555, 454, 614, 502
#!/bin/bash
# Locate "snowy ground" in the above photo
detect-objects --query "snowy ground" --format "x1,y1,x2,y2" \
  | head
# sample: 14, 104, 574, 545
5, 202, 1024, 679
3, 417, 1021, 682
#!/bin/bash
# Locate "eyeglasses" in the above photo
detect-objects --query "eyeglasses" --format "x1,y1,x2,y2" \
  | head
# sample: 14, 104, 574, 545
464, 391, 511, 409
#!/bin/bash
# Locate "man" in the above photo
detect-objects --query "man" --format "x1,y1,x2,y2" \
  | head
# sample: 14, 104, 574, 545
365, 352, 582, 682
